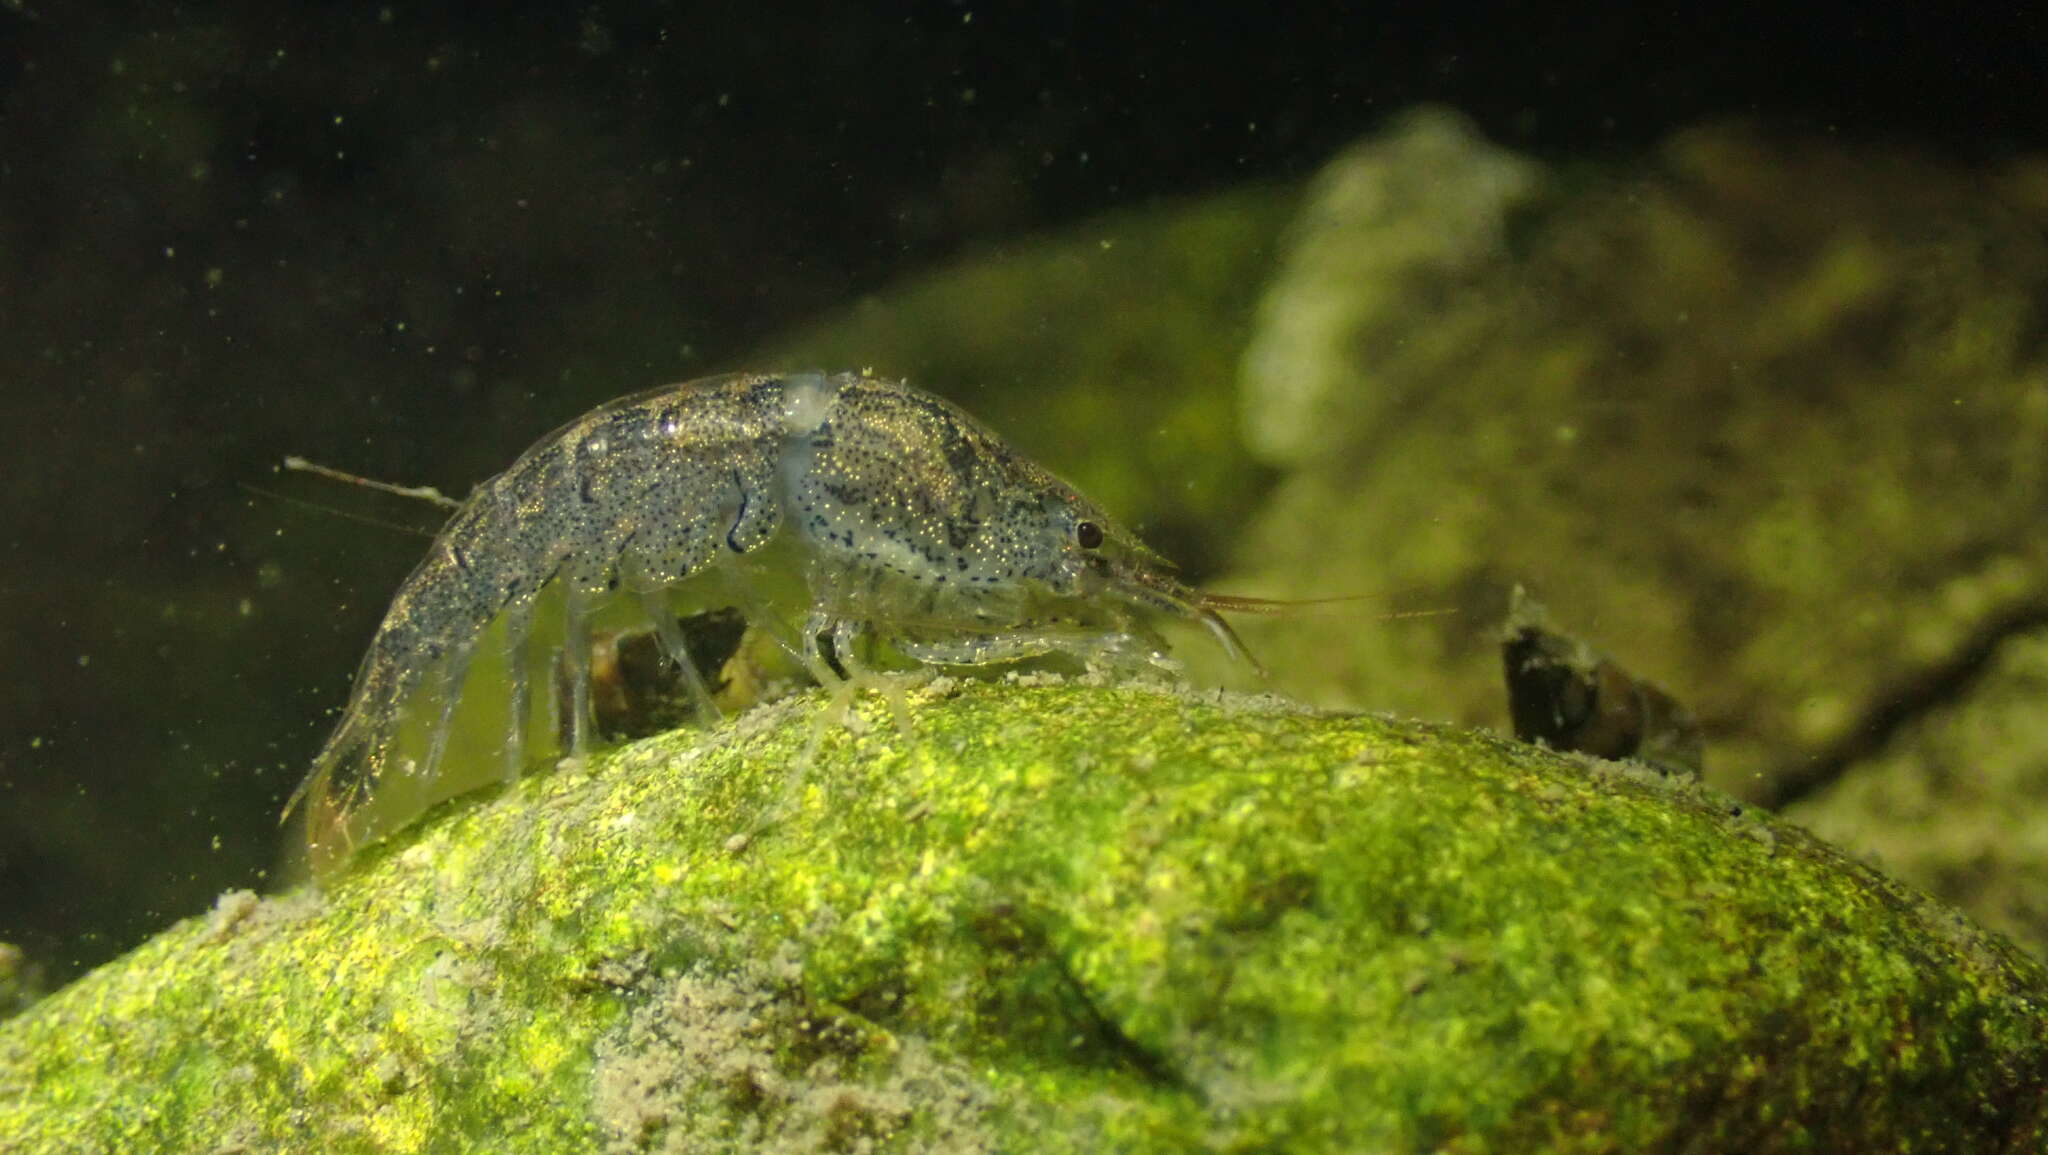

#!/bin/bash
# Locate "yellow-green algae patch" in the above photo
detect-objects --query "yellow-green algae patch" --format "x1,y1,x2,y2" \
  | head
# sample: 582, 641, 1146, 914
3, 682, 2046, 1152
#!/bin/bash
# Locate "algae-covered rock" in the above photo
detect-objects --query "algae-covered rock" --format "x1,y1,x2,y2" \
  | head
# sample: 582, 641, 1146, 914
4, 682, 2044, 1152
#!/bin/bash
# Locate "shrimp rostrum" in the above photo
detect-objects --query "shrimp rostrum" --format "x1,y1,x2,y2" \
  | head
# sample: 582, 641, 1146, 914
284, 371, 1258, 866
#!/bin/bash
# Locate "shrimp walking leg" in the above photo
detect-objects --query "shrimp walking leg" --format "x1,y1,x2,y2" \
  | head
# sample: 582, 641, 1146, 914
418, 641, 475, 791
638, 588, 722, 722
501, 598, 533, 783
831, 618, 921, 739
893, 628, 1181, 676
562, 590, 596, 755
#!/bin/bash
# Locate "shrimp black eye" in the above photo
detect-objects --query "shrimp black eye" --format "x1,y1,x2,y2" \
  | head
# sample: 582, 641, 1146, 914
1075, 521, 1104, 550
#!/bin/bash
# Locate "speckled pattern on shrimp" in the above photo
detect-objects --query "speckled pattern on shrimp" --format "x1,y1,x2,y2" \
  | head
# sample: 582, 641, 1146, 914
285, 371, 1255, 870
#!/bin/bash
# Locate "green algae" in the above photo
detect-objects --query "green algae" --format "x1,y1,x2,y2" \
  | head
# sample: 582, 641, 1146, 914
3, 681, 2045, 1152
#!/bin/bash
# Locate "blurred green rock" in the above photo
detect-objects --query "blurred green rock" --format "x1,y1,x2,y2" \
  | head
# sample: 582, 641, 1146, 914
0, 945, 44, 1024
1214, 111, 2048, 954
4, 683, 2044, 1152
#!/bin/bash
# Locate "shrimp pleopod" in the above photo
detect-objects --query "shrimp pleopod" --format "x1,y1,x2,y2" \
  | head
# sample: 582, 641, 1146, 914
284, 371, 1254, 870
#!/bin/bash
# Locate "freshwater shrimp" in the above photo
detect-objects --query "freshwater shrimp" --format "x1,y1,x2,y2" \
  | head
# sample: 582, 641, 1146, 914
282, 370, 1260, 868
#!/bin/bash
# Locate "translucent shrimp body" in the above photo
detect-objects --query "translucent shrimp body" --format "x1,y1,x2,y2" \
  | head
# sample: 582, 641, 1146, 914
285, 371, 1245, 866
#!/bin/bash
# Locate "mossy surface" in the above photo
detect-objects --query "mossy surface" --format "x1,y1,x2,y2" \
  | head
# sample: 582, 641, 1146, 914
5, 681, 2045, 1152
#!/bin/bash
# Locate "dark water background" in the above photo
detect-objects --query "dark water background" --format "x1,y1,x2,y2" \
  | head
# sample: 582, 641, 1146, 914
0, 3, 2040, 983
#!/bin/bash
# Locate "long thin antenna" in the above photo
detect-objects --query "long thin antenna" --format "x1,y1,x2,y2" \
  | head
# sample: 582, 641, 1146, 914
237, 483, 440, 538
282, 456, 462, 510
1198, 592, 1458, 621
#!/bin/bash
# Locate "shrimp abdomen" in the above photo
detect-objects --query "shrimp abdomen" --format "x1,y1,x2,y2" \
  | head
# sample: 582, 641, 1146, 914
288, 373, 803, 865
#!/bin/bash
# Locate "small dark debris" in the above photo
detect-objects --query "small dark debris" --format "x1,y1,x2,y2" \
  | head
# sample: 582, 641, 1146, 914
559, 607, 748, 744
1502, 586, 1704, 777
